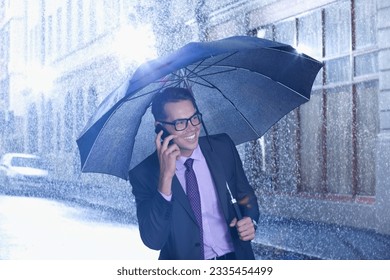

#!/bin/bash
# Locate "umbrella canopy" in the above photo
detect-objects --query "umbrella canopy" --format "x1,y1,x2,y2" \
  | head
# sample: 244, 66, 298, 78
77, 36, 323, 180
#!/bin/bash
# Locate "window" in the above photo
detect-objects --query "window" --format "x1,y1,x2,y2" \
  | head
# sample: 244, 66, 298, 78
250, 0, 378, 198
104, 0, 120, 31
64, 92, 74, 152
354, 0, 376, 49
66, 0, 72, 51
76, 89, 84, 134
326, 56, 351, 84
298, 11, 322, 60
274, 20, 295, 45
89, 1, 97, 39
355, 80, 378, 195
77, 0, 83, 46
354, 52, 378, 77
326, 85, 353, 194
56, 111, 62, 151
324, 1, 351, 57
0, 0, 4, 18
299, 89, 324, 193
43, 100, 54, 152
27, 103, 38, 153
56, 8, 63, 54
47, 15, 53, 56
87, 87, 98, 118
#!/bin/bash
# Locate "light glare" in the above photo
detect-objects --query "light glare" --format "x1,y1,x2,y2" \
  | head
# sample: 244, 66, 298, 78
112, 24, 157, 66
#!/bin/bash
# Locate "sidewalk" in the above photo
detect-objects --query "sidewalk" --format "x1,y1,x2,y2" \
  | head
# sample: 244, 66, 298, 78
253, 214, 390, 260
4, 184, 390, 260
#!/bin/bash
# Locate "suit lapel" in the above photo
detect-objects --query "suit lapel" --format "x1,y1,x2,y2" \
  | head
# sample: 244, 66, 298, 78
171, 174, 198, 224
149, 151, 198, 224
199, 138, 230, 221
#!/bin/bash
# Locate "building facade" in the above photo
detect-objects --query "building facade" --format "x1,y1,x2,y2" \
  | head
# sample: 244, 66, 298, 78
0, 0, 389, 234
193, 0, 390, 234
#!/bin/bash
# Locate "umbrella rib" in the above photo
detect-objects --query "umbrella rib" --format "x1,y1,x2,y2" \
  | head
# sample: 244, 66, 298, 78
152, 67, 237, 90
157, 76, 184, 83
168, 52, 238, 83
187, 67, 237, 78
197, 76, 262, 139
191, 52, 238, 75
126, 66, 309, 104
186, 57, 211, 76
193, 64, 310, 101
126, 78, 186, 102
181, 65, 237, 90
186, 78, 217, 89
187, 50, 312, 102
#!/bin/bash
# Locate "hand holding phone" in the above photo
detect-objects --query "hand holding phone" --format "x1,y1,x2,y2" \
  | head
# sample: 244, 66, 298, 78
155, 124, 174, 146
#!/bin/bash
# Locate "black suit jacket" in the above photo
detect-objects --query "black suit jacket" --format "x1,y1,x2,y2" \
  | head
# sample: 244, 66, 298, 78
129, 133, 259, 260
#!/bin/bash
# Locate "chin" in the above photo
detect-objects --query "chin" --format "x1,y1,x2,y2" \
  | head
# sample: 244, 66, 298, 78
180, 142, 199, 157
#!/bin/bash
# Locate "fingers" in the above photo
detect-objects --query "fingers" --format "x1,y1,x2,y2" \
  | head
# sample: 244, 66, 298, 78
235, 216, 256, 241
155, 131, 180, 177
162, 135, 176, 150
155, 131, 176, 152
156, 132, 175, 158
229, 218, 237, 227
160, 135, 179, 159
155, 130, 163, 150
163, 144, 181, 161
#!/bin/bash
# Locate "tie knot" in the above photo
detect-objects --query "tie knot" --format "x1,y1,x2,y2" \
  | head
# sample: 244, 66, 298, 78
184, 158, 194, 171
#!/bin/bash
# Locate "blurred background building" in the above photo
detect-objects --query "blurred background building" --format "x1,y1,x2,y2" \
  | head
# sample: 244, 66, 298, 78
0, 0, 389, 235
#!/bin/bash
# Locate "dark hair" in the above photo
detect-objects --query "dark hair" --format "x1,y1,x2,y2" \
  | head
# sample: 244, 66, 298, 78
151, 87, 197, 121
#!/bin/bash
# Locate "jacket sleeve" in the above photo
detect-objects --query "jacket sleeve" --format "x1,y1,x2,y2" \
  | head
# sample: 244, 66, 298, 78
129, 158, 172, 250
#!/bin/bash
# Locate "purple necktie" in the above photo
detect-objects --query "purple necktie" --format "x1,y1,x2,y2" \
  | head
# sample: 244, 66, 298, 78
184, 158, 204, 259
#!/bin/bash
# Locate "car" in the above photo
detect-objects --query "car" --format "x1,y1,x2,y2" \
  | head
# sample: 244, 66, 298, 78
0, 153, 51, 189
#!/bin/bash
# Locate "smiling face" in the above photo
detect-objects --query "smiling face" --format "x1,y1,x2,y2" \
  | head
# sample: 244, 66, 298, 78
162, 100, 201, 157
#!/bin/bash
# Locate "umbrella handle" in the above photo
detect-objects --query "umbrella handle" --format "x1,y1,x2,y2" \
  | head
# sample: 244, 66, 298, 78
226, 182, 243, 220
232, 200, 243, 220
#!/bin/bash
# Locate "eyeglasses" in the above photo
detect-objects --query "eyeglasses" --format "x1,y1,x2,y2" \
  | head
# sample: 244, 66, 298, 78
158, 112, 202, 131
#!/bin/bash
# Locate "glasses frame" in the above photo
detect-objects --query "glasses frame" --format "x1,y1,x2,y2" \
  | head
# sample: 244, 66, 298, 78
157, 112, 203, 131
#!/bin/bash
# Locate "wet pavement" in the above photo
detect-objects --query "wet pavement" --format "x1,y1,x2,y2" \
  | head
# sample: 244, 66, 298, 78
253, 214, 390, 260
0, 195, 158, 259
1, 184, 390, 260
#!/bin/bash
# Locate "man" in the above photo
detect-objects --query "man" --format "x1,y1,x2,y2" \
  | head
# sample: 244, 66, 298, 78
129, 87, 259, 260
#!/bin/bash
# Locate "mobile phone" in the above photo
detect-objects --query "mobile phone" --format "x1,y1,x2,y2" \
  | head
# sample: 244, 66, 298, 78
155, 124, 174, 146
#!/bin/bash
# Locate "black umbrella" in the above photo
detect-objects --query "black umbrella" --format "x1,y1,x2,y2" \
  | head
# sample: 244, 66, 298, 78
77, 36, 323, 180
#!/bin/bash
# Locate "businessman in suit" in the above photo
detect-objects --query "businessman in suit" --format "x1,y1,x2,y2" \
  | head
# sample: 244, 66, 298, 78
129, 87, 259, 260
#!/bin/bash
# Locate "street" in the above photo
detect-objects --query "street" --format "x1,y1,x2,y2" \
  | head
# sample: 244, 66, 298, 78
0, 195, 159, 259
0, 191, 312, 260
1, 191, 389, 260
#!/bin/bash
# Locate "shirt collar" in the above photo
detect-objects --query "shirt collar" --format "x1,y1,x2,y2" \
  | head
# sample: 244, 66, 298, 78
176, 145, 202, 171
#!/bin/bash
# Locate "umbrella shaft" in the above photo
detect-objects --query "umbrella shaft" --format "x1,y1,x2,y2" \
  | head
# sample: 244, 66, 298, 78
232, 201, 242, 220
